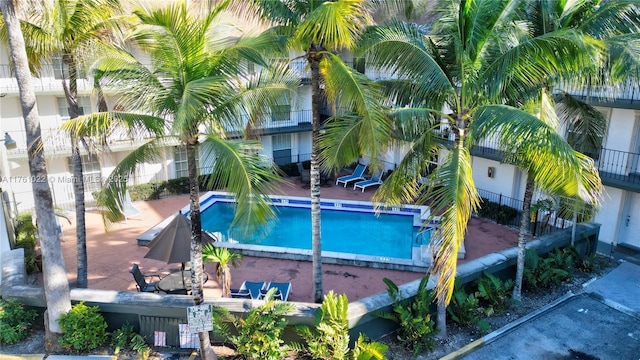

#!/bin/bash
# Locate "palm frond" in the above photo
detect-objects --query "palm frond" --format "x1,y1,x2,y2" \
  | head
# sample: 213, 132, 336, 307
199, 136, 281, 236
97, 139, 166, 228
425, 145, 479, 304
294, 0, 371, 51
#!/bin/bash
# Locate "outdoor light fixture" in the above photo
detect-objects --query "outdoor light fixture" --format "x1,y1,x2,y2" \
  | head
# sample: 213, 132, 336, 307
1, 132, 16, 150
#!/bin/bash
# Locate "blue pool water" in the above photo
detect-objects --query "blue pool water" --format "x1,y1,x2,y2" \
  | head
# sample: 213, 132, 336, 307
200, 202, 424, 259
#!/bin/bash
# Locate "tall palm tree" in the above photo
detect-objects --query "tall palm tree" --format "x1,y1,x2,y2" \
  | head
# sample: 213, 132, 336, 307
246, 0, 394, 303
63, 1, 297, 357
202, 244, 243, 298
501, 0, 640, 301
0, 0, 71, 349
1, 0, 123, 288
322, 0, 604, 311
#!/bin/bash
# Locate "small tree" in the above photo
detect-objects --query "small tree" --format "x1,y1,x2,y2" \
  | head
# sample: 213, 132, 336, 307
202, 244, 242, 298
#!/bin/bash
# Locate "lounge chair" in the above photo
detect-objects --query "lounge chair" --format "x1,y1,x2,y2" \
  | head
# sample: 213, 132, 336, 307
259, 281, 292, 301
353, 169, 384, 192
238, 281, 266, 299
122, 190, 142, 222
297, 162, 311, 188
230, 288, 251, 299
336, 163, 367, 187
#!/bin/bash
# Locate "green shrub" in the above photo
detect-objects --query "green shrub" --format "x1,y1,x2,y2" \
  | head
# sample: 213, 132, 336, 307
278, 162, 299, 176
476, 198, 519, 225
127, 182, 165, 201
0, 299, 38, 345
14, 212, 38, 274
110, 322, 150, 358
164, 177, 190, 195
212, 288, 295, 360
58, 302, 108, 352
524, 248, 574, 290
447, 281, 481, 327
475, 272, 514, 316
377, 276, 437, 356
295, 292, 387, 360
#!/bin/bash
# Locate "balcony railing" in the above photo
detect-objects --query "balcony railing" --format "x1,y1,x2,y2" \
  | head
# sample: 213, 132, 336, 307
0, 64, 94, 93
5, 127, 152, 157
556, 79, 640, 105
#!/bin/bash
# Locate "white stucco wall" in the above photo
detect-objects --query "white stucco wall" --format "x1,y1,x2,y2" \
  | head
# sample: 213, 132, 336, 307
593, 186, 624, 245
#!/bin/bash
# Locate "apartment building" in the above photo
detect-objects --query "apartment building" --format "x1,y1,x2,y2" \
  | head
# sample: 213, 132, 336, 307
0, 37, 638, 252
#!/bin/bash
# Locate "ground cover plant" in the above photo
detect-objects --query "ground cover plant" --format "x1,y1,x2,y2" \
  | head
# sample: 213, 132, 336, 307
0, 299, 38, 345
57, 301, 108, 352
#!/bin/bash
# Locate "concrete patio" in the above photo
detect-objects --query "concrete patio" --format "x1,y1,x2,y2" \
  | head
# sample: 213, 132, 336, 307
45, 176, 520, 303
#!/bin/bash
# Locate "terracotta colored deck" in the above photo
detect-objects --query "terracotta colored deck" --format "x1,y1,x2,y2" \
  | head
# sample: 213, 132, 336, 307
49, 177, 518, 303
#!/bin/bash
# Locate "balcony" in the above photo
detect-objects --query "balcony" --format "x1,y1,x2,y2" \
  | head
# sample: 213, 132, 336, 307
5, 127, 151, 158
0, 64, 94, 94
467, 136, 640, 192
557, 79, 640, 109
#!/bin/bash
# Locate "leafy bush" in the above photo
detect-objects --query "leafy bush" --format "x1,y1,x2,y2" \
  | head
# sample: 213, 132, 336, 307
278, 162, 299, 176
110, 322, 150, 358
475, 272, 514, 316
295, 291, 387, 360
127, 182, 165, 201
14, 212, 38, 274
58, 302, 107, 352
212, 288, 295, 360
377, 277, 437, 356
476, 198, 519, 225
0, 299, 38, 345
447, 281, 481, 327
524, 248, 574, 290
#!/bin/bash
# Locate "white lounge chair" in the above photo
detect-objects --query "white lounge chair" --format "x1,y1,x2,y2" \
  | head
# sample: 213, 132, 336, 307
353, 169, 384, 192
122, 190, 142, 222
336, 163, 367, 187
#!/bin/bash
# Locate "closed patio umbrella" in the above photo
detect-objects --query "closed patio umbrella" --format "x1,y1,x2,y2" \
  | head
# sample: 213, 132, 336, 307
144, 211, 216, 264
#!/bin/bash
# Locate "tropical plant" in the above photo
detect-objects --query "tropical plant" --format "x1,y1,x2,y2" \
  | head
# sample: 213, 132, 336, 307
246, 0, 397, 303
321, 0, 605, 316
0, 0, 72, 347
0, 298, 39, 345
110, 322, 150, 358
446, 281, 481, 327
297, 291, 388, 360
63, 1, 297, 357
0, 0, 124, 288
14, 212, 38, 273
377, 277, 437, 356
523, 248, 575, 290
475, 272, 514, 316
499, 0, 640, 301
212, 288, 295, 360
202, 244, 243, 298
58, 301, 108, 352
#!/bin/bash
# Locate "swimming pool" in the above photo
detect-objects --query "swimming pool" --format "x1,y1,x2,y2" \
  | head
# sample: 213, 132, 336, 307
137, 192, 436, 272
201, 201, 421, 259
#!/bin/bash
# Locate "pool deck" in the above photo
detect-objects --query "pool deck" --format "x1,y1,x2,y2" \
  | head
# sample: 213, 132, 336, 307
46, 176, 519, 303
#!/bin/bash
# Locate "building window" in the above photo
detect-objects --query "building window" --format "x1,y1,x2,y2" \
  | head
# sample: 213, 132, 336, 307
174, 146, 199, 178
58, 96, 92, 120
272, 134, 291, 165
271, 104, 291, 122
52, 55, 87, 80
68, 154, 102, 193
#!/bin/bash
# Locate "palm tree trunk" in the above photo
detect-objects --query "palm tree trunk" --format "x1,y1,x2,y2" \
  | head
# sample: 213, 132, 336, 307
186, 141, 217, 360
512, 175, 534, 301
309, 50, 323, 304
0, 0, 71, 349
63, 53, 88, 288
437, 300, 447, 339
222, 267, 230, 298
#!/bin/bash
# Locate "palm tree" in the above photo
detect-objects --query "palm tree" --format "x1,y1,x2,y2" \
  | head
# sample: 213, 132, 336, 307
1, 0, 123, 288
502, 0, 640, 301
63, 1, 297, 357
202, 244, 243, 298
322, 0, 605, 313
246, 0, 394, 303
0, 0, 71, 350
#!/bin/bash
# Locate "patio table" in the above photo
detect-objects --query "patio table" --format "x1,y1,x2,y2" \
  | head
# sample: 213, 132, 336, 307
157, 270, 209, 294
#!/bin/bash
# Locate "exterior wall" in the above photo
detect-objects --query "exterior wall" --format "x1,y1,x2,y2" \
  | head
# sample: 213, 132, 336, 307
594, 186, 625, 245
